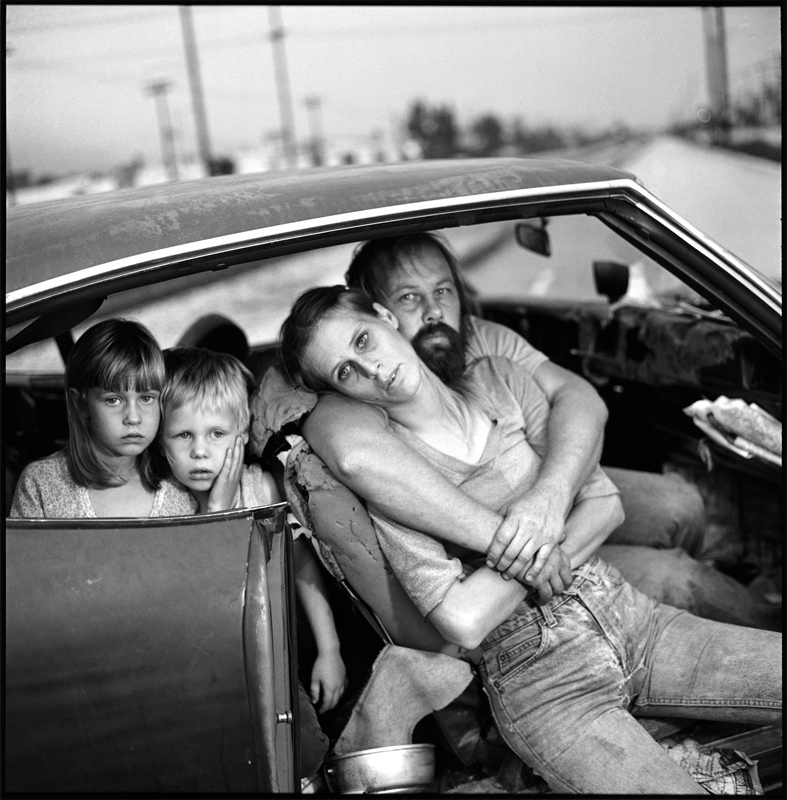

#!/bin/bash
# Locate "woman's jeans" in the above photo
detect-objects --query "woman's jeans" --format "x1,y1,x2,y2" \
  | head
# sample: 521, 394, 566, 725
477, 556, 782, 794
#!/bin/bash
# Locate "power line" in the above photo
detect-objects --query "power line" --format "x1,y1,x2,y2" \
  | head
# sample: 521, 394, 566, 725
8, 6, 694, 44
6, 7, 698, 71
290, 7, 694, 39
6, 9, 175, 34
5, 59, 152, 87
6, 32, 269, 69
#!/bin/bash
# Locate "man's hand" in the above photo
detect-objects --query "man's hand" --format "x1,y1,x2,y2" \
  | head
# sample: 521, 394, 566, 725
205, 435, 244, 513
526, 546, 573, 603
485, 483, 568, 583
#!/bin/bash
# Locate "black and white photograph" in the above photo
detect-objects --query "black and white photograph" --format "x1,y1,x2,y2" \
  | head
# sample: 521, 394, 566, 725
5, 5, 782, 795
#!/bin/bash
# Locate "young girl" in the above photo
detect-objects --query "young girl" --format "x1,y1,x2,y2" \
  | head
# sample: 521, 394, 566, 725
10, 318, 198, 519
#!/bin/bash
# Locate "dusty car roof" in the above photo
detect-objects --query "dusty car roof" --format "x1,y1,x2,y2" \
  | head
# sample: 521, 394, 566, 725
6, 157, 633, 299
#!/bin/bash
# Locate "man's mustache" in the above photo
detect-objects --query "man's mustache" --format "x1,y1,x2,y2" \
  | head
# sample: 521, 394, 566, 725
412, 321, 458, 348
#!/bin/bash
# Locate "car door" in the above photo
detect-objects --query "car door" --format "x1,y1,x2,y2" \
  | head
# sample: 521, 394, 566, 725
5, 503, 297, 793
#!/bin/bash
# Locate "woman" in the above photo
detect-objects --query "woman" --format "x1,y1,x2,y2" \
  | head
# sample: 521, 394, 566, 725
279, 285, 781, 794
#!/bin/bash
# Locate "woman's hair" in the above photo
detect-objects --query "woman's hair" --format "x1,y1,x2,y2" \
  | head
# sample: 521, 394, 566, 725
344, 232, 477, 335
65, 318, 165, 490
279, 285, 377, 392
161, 347, 255, 432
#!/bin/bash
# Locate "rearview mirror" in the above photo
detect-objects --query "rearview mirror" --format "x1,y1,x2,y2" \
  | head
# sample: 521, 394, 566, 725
593, 260, 630, 304
515, 219, 550, 257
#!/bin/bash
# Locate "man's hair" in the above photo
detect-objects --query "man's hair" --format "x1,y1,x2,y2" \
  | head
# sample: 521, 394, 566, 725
278, 285, 378, 393
65, 317, 165, 490
162, 347, 255, 432
345, 233, 476, 333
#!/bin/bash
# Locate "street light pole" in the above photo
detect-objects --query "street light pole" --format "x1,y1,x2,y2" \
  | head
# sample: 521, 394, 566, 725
145, 78, 180, 181
180, 5, 214, 177
268, 5, 298, 168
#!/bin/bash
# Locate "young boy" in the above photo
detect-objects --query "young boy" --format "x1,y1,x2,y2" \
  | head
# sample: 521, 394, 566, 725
160, 347, 347, 775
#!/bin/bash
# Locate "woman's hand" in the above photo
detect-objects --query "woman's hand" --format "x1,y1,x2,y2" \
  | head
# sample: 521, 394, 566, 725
526, 545, 573, 603
310, 648, 348, 714
205, 435, 244, 513
486, 482, 568, 583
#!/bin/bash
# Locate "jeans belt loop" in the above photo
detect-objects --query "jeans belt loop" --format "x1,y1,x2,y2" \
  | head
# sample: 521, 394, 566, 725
539, 602, 558, 628
575, 562, 600, 587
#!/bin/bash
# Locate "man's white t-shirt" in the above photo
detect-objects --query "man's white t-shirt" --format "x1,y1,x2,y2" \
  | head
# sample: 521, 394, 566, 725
465, 316, 548, 375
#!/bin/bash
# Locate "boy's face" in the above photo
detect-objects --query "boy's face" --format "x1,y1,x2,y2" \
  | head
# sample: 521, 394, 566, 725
161, 399, 247, 494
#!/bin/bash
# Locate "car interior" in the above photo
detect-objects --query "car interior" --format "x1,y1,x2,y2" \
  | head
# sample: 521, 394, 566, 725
5, 217, 783, 791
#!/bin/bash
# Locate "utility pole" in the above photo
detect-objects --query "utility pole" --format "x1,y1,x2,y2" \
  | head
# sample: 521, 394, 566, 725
268, 6, 298, 168
6, 138, 16, 207
702, 7, 730, 145
180, 6, 214, 177
304, 95, 324, 166
145, 77, 180, 181
6, 44, 16, 205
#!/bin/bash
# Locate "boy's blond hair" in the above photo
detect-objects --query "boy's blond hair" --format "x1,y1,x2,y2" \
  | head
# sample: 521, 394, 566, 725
162, 347, 254, 431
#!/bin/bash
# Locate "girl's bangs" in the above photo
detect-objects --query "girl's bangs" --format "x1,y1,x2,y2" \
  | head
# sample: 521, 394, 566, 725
95, 351, 164, 392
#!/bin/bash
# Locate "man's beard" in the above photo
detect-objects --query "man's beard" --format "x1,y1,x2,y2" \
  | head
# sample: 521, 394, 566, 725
411, 321, 467, 386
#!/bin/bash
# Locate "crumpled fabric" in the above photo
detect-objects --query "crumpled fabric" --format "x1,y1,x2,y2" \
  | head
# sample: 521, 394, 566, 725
333, 644, 475, 756
248, 363, 317, 457
684, 396, 782, 467
661, 738, 763, 795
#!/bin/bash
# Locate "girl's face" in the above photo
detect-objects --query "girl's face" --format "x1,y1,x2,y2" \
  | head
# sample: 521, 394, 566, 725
84, 387, 161, 459
160, 400, 246, 494
303, 304, 423, 406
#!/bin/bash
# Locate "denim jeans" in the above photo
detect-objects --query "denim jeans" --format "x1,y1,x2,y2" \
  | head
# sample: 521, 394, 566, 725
598, 544, 780, 630
477, 556, 782, 794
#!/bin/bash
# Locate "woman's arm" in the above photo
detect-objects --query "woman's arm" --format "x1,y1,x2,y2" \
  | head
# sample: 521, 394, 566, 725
304, 393, 608, 595
428, 494, 623, 649
303, 394, 504, 551
428, 566, 529, 650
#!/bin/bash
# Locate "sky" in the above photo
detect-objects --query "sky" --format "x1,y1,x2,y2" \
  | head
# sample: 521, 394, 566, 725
5, 5, 782, 177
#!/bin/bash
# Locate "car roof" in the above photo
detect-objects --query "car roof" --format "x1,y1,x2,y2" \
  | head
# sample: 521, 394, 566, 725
6, 157, 633, 299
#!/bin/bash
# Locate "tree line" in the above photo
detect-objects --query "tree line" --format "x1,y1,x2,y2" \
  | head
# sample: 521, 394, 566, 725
404, 99, 625, 159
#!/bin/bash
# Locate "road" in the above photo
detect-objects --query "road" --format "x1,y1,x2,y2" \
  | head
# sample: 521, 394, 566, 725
467, 134, 781, 302
6, 135, 780, 374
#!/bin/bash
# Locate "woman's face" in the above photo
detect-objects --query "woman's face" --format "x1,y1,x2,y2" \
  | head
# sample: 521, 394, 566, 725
303, 303, 423, 406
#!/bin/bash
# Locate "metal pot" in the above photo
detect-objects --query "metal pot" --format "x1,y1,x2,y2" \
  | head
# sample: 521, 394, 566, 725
322, 744, 436, 794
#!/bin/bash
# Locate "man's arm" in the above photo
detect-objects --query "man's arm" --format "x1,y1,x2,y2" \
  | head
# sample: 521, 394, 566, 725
428, 494, 623, 649
302, 391, 604, 596
486, 361, 608, 579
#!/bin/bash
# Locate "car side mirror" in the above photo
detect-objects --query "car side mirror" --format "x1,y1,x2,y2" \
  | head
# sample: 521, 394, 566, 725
515, 219, 550, 257
593, 260, 630, 304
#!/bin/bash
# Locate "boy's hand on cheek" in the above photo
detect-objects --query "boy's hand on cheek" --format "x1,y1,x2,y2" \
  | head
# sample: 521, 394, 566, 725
206, 435, 244, 513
